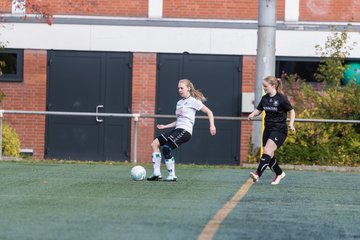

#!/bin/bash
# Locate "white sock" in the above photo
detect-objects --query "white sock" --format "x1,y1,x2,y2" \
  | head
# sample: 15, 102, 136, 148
152, 152, 162, 176
165, 157, 176, 176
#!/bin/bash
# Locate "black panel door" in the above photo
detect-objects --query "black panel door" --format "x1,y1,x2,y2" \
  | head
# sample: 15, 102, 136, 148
45, 51, 132, 161
156, 53, 241, 165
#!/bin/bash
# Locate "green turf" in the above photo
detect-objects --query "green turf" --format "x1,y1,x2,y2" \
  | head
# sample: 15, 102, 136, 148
0, 161, 359, 240
0, 162, 244, 240
216, 170, 360, 240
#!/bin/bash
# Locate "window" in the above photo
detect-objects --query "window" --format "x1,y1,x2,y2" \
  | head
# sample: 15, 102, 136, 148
276, 57, 320, 82
0, 49, 24, 82
276, 57, 360, 85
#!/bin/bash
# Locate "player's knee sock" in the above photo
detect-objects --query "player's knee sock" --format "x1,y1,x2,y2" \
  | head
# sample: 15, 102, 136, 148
257, 154, 271, 177
165, 157, 175, 176
152, 152, 162, 176
270, 156, 283, 175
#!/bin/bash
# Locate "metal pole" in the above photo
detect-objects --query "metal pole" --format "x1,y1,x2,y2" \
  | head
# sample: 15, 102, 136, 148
133, 114, 140, 164
253, 0, 277, 153
0, 110, 3, 160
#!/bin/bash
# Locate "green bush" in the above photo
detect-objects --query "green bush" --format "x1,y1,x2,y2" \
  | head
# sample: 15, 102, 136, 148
0, 90, 4, 103
2, 123, 21, 157
276, 26, 360, 166
249, 26, 360, 166
277, 108, 360, 166
250, 80, 360, 166
0, 90, 21, 157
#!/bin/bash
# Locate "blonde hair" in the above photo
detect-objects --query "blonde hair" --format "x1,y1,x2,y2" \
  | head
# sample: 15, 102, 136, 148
179, 79, 206, 102
264, 75, 283, 93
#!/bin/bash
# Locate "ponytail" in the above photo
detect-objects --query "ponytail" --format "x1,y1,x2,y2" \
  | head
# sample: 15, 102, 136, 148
179, 79, 206, 102
264, 76, 283, 94
276, 78, 283, 93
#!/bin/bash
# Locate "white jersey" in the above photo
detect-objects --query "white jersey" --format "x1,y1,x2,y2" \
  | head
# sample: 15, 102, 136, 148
175, 96, 204, 135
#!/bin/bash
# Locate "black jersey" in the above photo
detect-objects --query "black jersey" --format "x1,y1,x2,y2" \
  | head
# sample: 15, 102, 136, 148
256, 92, 293, 133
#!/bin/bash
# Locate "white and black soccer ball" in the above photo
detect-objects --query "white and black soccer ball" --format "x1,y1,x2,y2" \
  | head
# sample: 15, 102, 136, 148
130, 165, 146, 181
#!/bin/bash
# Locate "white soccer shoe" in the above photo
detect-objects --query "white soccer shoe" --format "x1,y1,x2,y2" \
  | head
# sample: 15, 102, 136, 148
164, 175, 177, 182
271, 171, 286, 185
249, 172, 259, 183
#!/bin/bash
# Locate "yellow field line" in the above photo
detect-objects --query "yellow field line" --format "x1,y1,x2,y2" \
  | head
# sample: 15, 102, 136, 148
198, 178, 254, 240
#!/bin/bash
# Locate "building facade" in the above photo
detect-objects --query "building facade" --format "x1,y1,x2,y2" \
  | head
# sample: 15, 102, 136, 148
0, 0, 360, 164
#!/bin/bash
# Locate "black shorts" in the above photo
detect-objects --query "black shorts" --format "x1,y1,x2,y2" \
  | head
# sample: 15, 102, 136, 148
263, 129, 287, 148
158, 128, 191, 149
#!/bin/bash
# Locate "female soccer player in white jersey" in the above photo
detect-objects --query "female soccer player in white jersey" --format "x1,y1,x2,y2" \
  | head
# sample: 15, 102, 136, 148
147, 79, 216, 181
248, 76, 296, 185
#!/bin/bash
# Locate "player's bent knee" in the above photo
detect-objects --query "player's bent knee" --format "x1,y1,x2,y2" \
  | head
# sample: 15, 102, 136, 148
162, 145, 173, 159
151, 139, 160, 150
263, 147, 274, 156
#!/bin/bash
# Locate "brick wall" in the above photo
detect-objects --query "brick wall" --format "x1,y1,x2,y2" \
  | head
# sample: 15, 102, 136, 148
240, 56, 256, 163
0, 0, 148, 17
0, 50, 47, 158
131, 53, 157, 163
0, 51, 256, 164
25, 0, 148, 17
300, 0, 360, 22
0, 0, 12, 13
3, 0, 360, 22
163, 0, 285, 20
240, 117, 253, 164
242, 56, 256, 92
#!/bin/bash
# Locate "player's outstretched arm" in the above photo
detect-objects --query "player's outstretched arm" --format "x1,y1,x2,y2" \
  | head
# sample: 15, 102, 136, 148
288, 109, 296, 132
200, 106, 216, 136
248, 109, 262, 120
157, 121, 176, 129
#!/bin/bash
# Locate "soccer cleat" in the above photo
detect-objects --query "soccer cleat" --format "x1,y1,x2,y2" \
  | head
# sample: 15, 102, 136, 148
249, 172, 259, 183
164, 175, 177, 182
147, 174, 162, 181
271, 171, 286, 185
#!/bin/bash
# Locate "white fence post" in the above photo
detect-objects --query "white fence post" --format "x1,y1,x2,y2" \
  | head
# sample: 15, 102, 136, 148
133, 114, 140, 164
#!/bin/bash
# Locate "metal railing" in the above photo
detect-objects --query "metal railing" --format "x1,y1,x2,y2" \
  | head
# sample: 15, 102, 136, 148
0, 109, 359, 162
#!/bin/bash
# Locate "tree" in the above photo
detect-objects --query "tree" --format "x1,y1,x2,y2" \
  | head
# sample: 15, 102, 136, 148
1, 0, 97, 73
276, 26, 360, 166
10, 0, 96, 25
12, 0, 54, 25
314, 25, 356, 88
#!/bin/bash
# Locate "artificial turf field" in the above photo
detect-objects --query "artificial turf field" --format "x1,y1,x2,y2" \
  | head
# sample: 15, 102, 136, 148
0, 161, 359, 240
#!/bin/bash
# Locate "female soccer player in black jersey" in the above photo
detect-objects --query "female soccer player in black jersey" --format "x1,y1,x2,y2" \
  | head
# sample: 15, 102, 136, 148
248, 76, 295, 185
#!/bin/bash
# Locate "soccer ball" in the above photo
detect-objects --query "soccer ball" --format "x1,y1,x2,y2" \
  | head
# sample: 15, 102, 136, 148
130, 165, 146, 181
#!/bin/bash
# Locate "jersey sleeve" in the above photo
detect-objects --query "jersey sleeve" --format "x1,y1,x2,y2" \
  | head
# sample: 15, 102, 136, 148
256, 97, 264, 111
192, 98, 205, 111
281, 95, 293, 112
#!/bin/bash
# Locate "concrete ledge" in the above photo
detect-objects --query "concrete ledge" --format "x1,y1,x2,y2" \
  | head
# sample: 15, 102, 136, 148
242, 163, 360, 172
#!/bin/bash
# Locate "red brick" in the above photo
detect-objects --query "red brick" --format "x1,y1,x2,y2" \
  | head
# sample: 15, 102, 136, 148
240, 118, 254, 164
163, 0, 285, 20
242, 56, 256, 92
131, 53, 157, 163
0, 0, 12, 13
18, 0, 148, 17
300, 0, 360, 22
240, 55, 256, 163
0, 50, 47, 158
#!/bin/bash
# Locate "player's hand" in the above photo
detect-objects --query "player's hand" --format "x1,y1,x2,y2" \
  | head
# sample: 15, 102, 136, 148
157, 124, 165, 129
210, 126, 216, 136
248, 113, 254, 120
288, 124, 295, 132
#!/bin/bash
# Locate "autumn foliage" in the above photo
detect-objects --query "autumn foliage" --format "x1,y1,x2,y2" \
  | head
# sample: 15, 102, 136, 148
10, 0, 97, 25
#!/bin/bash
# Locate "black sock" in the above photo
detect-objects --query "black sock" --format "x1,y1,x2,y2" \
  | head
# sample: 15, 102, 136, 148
256, 154, 271, 177
270, 156, 283, 175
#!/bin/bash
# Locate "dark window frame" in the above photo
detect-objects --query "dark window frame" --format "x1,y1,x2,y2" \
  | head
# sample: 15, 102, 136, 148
276, 56, 360, 84
276, 56, 321, 82
0, 48, 24, 82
